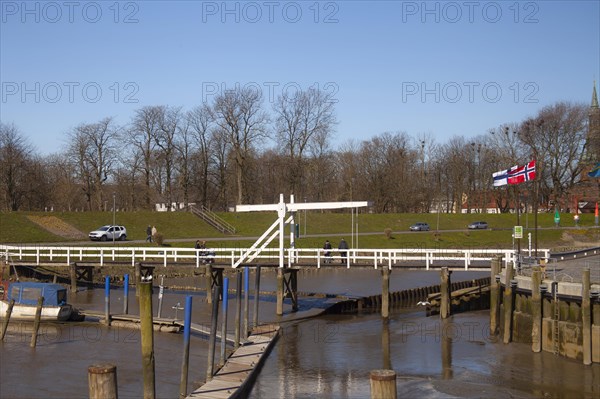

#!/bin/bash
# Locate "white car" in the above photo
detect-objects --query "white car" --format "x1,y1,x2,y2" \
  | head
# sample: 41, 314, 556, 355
89, 225, 127, 241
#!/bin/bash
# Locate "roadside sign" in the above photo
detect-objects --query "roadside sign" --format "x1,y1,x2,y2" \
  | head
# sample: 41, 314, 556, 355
514, 226, 523, 239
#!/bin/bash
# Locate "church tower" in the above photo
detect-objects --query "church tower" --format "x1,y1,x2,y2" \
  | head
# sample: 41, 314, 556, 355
587, 81, 600, 162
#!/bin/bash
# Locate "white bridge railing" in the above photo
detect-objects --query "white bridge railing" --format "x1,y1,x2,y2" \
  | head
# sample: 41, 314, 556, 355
1, 245, 550, 270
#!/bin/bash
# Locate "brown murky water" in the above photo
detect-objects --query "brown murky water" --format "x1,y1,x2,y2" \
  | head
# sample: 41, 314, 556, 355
1, 269, 598, 398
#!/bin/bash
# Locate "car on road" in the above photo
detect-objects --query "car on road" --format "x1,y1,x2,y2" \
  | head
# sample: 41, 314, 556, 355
409, 222, 430, 231
468, 221, 488, 230
89, 225, 127, 241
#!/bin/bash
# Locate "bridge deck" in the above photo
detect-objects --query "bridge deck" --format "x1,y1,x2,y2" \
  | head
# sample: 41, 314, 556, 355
186, 324, 279, 399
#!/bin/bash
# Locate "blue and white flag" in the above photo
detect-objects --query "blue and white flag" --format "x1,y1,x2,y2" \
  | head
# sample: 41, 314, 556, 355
493, 168, 509, 186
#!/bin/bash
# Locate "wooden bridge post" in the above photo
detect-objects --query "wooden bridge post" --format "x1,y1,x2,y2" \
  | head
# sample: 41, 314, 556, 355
88, 363, 118, 399
503, 265, 515, 344
531, 269, 542, 353
1, 299, 15, 341
582, 269, 591, 365
134, 263, 141, 298
139, 282, 156, 398
276, 268, 284, 316
70, 262, 77, 293
440, 268, 451, 319
382, 267, 390, 319
30, 296, 44, 348
490, 256, 501, 335
205, 264, 213, 304
206, 284, 220, 382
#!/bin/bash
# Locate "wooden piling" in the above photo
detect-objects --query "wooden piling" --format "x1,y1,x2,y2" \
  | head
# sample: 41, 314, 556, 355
253, 266, 261, 329
1, 299, 15, 341
370, 369, 397, 399
531, 269, 542, 353
205, 264, 213, 304
440, 268, 450, 319
382, 267, 390, 319
88, 363, 118, 399
220, 278, 229, 366
139, 282, 155, 398
503, 265, 515, 344
489, 257, 501, 335
582, 269, 591, 365
30, 296, 44, 348
134, 263, 141, 298
206, 284, 220, 382
276, 268, 284, 316
70, 262, 77, 293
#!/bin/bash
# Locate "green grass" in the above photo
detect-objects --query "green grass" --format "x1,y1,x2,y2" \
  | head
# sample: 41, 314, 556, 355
1, 210, 598, 250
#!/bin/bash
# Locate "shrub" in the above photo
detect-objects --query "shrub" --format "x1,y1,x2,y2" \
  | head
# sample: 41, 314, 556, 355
154, 233, 164, 246
384, 228, 393, 239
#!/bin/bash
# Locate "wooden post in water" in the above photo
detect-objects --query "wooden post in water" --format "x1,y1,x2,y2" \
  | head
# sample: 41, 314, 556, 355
490, 256, 502, 335
234, 270, 242, 349
370, 369, 397, 399
206, 284, 220, 382
220, 277, 229, 366
88, 363, 118, 399
134, 263, 141, 298
503, 265, 515, 344
205, 264, 213, 304
276, 268, 284, 316
139, 281, 155, 399
381, 267, 390, 319
440, 268, 450, 319
531, 268, 542, 353
582, 269, 591, 365
253, 266, 261, 329
179, 295, 193, 398
30, 296, 44, 348
70, 262, 77, 293
1, 299, 15, 341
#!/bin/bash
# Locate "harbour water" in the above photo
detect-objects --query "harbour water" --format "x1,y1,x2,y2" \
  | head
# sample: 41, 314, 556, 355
1, 269, 599, 398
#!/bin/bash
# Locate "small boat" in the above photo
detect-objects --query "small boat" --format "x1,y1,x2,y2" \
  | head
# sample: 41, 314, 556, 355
0, 281, 73, 321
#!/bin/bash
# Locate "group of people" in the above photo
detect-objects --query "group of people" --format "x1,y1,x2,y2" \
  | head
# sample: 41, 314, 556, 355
145, 225, 157, 243
195, 239, 214, 264
323, 238, 349, 263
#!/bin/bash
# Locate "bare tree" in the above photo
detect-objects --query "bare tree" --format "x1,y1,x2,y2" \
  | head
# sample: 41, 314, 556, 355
153, 106, 181, 210
0, 123, 34, 211
188, 105, 214, 207
212, 87, 269, 204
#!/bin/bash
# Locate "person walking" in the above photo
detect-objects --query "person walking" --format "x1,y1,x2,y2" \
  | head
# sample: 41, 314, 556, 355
146, 225, 152, 243
323, 240, 332, 263
338, 238, 349, 263
151, 226, 157, 242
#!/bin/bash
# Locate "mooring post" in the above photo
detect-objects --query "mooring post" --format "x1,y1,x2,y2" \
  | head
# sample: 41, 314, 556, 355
88, 363, 118, 399
531, 268, 542, 353
253, 266, 261, 329
370, 369, 397, 399
234, 270, 242, 348
104, 276, 111, 326
179, 295, 193, 398
139, 281, 156, 398
582, 269, 591, 365
206, 284, 220, 382
134, 263, 141, 298
123, 274, 129, 314
440, 268, 450, 319
205, 264, 213, 304
382, 319, 391, 369
276, 268, 284, 316
220, 277, 229, 366
243, 267, 249, 338
382, 267, 390, 319
30, 296, 44, 348
70, 262, 77, 293
1, 299, 15, 341
503, 265, 515, 344
490, 256, 502, 335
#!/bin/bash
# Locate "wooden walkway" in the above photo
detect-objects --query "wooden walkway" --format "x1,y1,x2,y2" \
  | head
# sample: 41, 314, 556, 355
187, 324, 280, 399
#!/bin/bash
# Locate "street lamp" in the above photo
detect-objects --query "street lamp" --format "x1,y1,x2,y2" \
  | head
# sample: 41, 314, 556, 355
112, 192, 116, 244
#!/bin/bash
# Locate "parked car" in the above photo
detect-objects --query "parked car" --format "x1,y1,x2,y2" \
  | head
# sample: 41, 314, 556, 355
89, 225, 127, 241
468, 221, 488, 230
409, 222, 430, 231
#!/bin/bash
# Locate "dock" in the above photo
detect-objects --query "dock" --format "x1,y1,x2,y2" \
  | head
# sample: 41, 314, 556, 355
187, 324, 280, 399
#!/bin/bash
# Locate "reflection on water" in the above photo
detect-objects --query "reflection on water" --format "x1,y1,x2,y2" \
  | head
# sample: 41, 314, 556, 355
1, 270, 599, 398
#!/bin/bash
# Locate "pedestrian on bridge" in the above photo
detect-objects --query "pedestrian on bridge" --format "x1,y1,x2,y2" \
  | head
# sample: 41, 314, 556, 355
323, 240, 332, 263
338, 238, 349, 263
146, 225, 152, 242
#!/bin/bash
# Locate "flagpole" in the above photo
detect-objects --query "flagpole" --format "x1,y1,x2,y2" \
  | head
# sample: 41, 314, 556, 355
515, 185, 521, 273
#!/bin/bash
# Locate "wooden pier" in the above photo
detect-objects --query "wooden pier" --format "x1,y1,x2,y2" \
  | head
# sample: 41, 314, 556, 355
187, 324, 280, 399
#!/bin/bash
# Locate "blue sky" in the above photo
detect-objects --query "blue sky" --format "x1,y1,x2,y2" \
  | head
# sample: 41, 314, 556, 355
1, 0, 599, 155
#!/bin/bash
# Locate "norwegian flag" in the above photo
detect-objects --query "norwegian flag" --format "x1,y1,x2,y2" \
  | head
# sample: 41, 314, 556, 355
508, 160, 536, 184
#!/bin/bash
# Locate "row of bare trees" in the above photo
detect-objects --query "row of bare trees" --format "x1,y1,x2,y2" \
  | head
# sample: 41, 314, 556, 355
0, 89, 593, 213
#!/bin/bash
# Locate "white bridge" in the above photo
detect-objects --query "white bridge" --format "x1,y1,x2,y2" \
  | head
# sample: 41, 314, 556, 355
0, 244, 547, 271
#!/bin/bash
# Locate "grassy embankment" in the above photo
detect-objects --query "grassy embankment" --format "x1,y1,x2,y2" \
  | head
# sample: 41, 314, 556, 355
1, 211, 598, 251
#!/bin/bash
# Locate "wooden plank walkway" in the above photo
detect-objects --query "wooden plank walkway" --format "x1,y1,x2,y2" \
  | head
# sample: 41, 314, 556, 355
187, 324, 280, 399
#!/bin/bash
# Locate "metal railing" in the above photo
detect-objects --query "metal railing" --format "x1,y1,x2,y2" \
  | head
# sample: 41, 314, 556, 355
1, 245, 549, 270
188, 205, 236, 235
